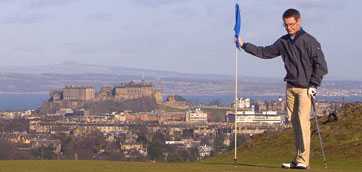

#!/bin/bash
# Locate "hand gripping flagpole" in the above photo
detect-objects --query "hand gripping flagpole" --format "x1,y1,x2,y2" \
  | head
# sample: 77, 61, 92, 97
233, 1, 241, 162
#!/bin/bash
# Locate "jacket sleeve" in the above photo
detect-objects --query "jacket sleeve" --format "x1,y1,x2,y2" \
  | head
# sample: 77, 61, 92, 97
309, 41, 328, 87
241, 39, 281, 59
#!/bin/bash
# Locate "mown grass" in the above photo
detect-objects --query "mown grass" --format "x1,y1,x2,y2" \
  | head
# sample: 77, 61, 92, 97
0, 160, 360, 172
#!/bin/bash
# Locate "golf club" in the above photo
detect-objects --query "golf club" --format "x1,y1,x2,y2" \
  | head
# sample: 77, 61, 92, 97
311, 95, 328, 168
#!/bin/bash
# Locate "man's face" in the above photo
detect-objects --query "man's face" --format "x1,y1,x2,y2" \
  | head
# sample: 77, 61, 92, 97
283, 17, 301, 36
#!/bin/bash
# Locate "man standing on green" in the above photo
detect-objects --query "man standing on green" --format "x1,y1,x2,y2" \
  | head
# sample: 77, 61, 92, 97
236, 8, 328, 169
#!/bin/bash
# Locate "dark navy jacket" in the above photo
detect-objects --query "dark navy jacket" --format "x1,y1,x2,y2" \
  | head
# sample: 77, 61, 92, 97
241, 29, 328, 88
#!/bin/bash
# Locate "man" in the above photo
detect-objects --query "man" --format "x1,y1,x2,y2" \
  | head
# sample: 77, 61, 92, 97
235, 8, 328, 169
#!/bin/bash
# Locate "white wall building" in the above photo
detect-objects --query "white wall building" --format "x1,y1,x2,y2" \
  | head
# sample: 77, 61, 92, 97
185, 108, 208, 123
226, 110, 283, 124
232, 97, 251, 109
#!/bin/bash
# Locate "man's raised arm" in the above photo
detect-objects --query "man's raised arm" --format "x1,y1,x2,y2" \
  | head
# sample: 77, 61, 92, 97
236, 37, 282, 59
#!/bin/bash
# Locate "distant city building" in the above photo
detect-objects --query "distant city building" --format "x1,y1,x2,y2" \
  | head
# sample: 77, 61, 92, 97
120, 144, 148, 159
56, 108, 74, 115
97, 86, 114, 100
165, 139, 201, 149
225, 110, 284, 125
114, 81, 154, 100
153, 91, 163, 104
63, 86, 95, 101
113, 112, 126, 122
232, 97, 251, 110
255, 97, 286, 113
48, 81, 163, 103
164, 95, 190, 109
125, 113, 159, 122
98, 81, 163, 103
49, 90, 63, 102
185, 108, 208, 123
159, 112, 185, 123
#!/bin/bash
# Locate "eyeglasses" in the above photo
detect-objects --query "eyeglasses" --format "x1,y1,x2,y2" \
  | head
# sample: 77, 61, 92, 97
283, 22, 297, 28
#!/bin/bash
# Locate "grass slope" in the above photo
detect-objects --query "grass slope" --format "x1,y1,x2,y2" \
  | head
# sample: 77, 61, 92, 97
205, 103, 362, 171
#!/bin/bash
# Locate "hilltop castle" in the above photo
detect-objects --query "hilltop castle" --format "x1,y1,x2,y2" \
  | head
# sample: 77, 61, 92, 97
49, 81, 163, 104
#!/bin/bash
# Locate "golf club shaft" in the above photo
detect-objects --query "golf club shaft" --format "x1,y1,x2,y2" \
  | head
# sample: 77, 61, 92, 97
311, 96, 327, 168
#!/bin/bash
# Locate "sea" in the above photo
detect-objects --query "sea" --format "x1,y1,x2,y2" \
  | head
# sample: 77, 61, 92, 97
1, 94, 361, 111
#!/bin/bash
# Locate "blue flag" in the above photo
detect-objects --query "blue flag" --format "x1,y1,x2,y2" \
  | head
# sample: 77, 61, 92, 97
234, 3, 241, 48
233, 3, 241, 38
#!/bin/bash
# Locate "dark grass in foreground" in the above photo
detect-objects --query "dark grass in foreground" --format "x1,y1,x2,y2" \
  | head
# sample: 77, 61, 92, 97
0, 160, 360, 172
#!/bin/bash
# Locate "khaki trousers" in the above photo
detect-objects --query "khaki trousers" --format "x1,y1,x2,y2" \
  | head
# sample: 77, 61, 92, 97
286, 86, 312, 166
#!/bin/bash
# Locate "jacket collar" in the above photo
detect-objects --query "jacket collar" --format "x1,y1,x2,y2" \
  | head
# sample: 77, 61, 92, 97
289, 28, 305, 41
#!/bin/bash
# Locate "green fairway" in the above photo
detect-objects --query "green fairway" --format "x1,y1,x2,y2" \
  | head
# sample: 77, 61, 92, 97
0, 160, 360, 172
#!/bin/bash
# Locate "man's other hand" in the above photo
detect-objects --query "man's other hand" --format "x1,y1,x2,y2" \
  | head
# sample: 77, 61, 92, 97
308, 87, 317, 97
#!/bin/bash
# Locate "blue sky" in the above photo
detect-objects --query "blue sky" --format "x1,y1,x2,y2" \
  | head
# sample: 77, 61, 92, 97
0, 0, 360, 80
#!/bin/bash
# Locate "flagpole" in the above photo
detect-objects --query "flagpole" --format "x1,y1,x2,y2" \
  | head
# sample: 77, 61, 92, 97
234, 46, 238, 162
233, 0, 240, 162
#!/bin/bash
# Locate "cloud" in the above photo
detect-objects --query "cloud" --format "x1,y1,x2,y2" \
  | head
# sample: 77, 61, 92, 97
129, 0, 191, 7
0, 0, 79, 24
25, 0, 79, 9
1, 12, 50, 24
85, 12, 113, 22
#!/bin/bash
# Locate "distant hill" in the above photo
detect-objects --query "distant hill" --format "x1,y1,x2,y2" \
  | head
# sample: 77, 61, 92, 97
82, 97, 158, 114
0, 61, 233, 80
0, 62, 285, 97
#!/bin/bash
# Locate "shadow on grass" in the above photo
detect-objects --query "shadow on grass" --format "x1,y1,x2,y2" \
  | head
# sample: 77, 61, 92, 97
201, 161, 280, 169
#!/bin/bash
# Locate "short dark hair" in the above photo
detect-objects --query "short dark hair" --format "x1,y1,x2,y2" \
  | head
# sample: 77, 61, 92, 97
283, 8, 301, 19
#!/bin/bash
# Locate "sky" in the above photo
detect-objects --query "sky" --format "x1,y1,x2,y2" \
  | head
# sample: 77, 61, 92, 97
0, 0, 360, 80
